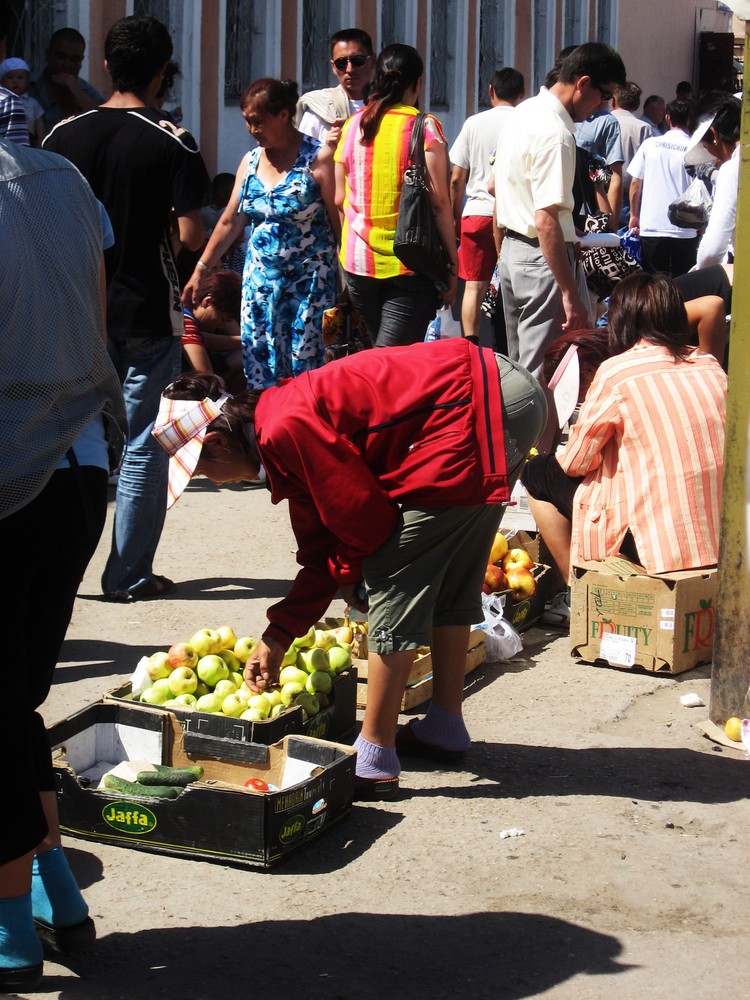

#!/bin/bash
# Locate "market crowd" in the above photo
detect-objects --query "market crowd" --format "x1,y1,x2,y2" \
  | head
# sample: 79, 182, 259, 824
0, 10, 734, 993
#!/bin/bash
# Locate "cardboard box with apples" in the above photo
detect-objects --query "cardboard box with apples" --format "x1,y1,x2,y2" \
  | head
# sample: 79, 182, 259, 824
48, 702, 356, 867
570, 557, 717, 674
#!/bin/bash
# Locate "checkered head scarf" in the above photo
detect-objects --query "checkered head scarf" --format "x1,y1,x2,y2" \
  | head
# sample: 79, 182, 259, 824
152, 391, 232, 508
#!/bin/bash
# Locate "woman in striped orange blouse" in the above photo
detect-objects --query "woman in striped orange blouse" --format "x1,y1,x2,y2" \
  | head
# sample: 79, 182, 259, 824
522, 272, 727, 581
334, 44, 458, 347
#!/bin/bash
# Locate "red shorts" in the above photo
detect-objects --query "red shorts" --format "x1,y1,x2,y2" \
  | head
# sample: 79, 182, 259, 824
457, 215, 497, 281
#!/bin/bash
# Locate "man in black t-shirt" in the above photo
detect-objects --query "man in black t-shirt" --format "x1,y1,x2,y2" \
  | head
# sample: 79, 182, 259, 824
45, 15, 209, 601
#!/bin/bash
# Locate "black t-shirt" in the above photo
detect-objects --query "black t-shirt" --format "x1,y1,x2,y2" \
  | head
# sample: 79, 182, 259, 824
44, 107, 209, 340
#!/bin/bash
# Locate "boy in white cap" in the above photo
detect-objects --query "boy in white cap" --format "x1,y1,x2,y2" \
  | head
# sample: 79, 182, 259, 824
0, 58, 44, 144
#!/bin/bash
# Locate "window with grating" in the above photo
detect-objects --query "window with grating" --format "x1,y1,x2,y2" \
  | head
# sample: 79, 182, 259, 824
562, 0, 586, 48
532, 0, 554, 93
5, 0, 59, 74
133, 0, 173, 29
225, 0, 266, 103
302, 0, 335, 94
478, 0, 508, 109
430, 0, 449, 109
596, 0, 616, 46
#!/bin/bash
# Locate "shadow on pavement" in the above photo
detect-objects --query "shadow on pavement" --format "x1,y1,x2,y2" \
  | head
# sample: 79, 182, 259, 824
76, 576, 297, 603
400, 742, 750, 805
47, 910, 633, 1000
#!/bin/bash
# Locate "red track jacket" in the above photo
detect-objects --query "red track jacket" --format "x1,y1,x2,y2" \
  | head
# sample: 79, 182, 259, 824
255, 338, 508, 647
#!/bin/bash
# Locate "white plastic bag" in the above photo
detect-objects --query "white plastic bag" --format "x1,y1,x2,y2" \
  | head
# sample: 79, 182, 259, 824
474, 592, 524, 661
436, 305, 462, 338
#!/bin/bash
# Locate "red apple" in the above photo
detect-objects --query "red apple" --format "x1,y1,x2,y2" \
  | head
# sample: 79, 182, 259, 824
484, 563, 508, 594
168, 642, 198, 670
501, 547, 534, 573
506, 567, 537, 601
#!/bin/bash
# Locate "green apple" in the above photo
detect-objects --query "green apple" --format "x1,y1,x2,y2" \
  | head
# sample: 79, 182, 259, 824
328, 645, 352, 674
221, 693, 247, 718
213, 678, 237, 700
280, 645, 298, 667
236, 684, 253, 703
228, 670, 244, 689
233, 636, 258, 663
265, 689, 283, 709
196, 654, 229, 688
167, 642, 198, 670
313, 629, 337, 651
294, 691, 320, 720
270, 703, 286, 718
194, 680, 210, 698
196, 692, 224, 714
297, 647, 328, 674
174, 693, 198, 708
189, 628, 223, 658
216, 625, 238, 650
306, 670, 332, 695
168, 666, 198, 696
219, 649, 242, 674
141, 683, 171, 706
240, 707, 267, 722
248, 693, 271, 718
291, 626, 316, 650
280, 681, 305, 706
279, 665, 308, 687
146, 651, 173, 681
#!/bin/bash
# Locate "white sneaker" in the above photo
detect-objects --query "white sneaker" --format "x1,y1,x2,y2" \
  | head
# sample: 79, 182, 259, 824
543, 590, 570, 626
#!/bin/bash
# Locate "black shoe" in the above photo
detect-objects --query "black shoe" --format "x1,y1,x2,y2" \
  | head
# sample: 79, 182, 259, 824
353, 774, 399, 801
34, 915, 96, 955
0, 961, 43, 994
395, 720, 467, 763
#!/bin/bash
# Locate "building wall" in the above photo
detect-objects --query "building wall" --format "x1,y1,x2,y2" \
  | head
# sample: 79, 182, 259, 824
4, 0, 735, 177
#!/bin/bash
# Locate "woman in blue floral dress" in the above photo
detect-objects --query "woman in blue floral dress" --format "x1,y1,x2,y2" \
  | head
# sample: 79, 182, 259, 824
183, 79, 339, 388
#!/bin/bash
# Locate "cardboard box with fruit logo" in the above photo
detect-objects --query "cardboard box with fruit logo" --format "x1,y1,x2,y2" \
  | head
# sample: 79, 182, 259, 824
570, 557, 717, 674
48, 702, 356, 867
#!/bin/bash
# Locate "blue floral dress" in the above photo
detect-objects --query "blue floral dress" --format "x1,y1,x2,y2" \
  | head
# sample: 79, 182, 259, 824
238, 135, 337, 388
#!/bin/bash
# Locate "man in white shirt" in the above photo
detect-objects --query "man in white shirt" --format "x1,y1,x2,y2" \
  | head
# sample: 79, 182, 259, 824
296, 28, 374, 147
449, 67, 525, 341
628, 99, 698, 276
494, 43, 626, 377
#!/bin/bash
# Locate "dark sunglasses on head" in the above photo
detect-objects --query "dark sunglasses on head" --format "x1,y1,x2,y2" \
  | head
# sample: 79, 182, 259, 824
333, 54, 369, 71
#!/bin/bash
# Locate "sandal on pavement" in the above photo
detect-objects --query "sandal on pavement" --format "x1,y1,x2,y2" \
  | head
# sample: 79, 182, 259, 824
103, 575, 176, 603
395, 720, 467, 763
34, 915, 96, 955
353, 775, 399, 802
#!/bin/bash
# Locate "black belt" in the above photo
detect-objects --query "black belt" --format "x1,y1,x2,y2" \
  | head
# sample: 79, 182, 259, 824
505, 229, 540, 247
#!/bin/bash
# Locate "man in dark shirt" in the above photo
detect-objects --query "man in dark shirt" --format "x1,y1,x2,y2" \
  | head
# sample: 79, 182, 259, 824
45, 14, 209, 601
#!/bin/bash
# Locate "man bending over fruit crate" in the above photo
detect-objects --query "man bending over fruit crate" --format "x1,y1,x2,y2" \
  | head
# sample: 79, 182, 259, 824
152, 338, 547, 799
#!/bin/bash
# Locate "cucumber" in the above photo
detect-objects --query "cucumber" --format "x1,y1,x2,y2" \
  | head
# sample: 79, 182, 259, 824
136, 765, 204, 787
103, 774, 181, 799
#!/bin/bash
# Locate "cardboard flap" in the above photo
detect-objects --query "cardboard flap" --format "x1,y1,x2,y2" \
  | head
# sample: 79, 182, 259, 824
182, 730, 270, 765
574, 556, 648, 578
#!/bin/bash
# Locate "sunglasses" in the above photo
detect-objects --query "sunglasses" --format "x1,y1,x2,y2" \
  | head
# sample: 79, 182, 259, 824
332, 54, 369, 71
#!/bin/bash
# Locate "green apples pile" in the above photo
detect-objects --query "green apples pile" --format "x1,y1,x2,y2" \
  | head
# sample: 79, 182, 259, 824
138, 623, 352, 724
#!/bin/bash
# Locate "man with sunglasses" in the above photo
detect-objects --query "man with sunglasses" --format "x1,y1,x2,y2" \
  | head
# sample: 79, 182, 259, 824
296, 28, 374, 147
494, 42, 626, 383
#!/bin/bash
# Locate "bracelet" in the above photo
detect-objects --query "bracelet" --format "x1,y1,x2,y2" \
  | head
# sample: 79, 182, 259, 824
196, 260, 208, 271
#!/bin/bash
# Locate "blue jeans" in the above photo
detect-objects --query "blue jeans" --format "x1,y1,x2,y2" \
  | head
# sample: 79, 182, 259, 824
343, 271, 438, 347
101, 336, 182, 595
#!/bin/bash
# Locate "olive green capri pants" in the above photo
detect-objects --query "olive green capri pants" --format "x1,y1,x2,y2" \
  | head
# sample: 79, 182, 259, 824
364, 354, 547, 655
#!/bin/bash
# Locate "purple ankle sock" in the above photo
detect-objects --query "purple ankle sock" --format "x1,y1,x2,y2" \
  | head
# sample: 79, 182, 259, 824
412, 704, 471, 751
354, 735, 400, 779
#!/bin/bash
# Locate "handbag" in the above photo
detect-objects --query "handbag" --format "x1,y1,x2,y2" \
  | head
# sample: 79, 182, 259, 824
393, 113, 450, 286
579, 212, 640, 301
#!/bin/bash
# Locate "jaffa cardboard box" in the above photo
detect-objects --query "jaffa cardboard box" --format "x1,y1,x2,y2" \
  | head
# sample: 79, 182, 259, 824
570, 557, 716, 674
48, 702, 355, 867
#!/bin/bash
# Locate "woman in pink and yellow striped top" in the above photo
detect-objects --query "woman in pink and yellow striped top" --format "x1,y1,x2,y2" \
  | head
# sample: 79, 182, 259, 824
522, 272, 727, 579
334, 44, 458, 347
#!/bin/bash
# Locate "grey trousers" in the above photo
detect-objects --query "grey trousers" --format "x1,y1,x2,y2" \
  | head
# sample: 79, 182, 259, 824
499, 235, 574, 376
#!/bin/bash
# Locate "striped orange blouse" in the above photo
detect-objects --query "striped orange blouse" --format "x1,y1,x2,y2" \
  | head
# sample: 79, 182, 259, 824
559, 341, 727, 573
